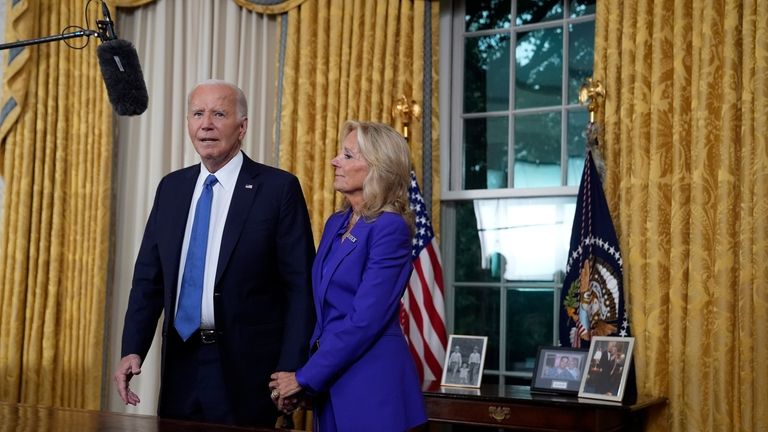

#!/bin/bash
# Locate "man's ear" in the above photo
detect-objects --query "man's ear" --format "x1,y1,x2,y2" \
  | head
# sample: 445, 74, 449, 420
239, 117, 249, 140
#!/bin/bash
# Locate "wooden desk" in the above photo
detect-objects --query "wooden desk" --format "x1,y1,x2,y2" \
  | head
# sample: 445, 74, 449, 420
0, 402, 293, 432
423, 383, 666, 431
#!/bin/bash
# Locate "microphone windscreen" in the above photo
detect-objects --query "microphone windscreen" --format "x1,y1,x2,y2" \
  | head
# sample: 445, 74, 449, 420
96, 39, 148, 116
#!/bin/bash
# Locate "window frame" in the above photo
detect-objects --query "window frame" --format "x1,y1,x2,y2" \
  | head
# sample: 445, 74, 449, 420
439, 0, 595, 384
443, 0, 595, 198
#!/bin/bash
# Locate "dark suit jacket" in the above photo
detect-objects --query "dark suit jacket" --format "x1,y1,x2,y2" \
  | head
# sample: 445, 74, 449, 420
121, 152, 315, 425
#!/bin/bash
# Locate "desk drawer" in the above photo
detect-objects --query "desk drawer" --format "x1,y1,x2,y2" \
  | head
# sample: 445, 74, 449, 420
425, 398, 625, 431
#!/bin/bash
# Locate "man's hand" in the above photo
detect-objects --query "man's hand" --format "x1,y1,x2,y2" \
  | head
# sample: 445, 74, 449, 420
114, 354, 142, 405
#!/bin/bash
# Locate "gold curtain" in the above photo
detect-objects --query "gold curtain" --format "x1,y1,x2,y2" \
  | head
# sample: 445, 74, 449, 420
0, 0, 112, 409
594, 1, 768, 431
116, 1, 311, 14
234, 0, 312, 14
112, 0, 157, 7
276, 0, 440, 242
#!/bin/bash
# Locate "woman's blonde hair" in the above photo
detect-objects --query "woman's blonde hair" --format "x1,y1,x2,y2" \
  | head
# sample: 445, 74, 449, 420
339, 120, 415, 234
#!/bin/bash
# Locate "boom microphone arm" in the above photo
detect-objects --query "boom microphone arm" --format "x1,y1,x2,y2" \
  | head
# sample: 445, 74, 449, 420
0, 29, 100, 50
0, 2, 149, 116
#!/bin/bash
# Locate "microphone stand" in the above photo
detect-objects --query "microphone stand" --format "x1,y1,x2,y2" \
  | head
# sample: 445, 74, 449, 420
0, 29, 102, 51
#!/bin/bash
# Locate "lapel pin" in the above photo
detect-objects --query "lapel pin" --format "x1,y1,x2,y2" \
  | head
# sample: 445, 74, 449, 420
245, 184, 253, 189
345, 233, 357, 243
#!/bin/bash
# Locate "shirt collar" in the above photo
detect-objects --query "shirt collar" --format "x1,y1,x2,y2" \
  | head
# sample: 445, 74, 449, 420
199, 151, 243, 192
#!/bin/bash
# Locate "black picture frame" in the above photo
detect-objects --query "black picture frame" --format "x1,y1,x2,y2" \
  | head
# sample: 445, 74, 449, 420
530, 346, 589, 395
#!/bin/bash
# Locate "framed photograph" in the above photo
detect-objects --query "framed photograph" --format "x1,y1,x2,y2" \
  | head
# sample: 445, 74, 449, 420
440, 334, 488, 388
530, 346, 589, 395
578, 336, 635, 402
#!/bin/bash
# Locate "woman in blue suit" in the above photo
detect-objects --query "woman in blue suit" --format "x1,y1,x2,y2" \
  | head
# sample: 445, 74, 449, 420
270, 121, 427, 431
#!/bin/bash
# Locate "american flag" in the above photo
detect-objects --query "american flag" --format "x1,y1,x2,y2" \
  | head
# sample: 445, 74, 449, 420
400, 171, 448, 384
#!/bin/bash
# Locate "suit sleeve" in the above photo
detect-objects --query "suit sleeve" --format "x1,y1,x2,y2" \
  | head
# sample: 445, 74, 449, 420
121, 179, 167, 360
296, 216, 411, 392
275, 175, 316, 371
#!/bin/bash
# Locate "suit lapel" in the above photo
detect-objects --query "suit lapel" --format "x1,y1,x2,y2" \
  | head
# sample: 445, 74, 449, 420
163, 166, 199, 306
312, 217, 338, 300
313, 213, 347, 323
315, 213, 372, 320
215, 155, 261, 285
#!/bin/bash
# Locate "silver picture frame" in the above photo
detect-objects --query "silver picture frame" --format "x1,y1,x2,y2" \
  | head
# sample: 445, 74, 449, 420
578, 336, 635, 402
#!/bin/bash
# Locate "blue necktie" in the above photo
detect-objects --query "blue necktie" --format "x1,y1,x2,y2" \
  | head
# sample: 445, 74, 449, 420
175, 174, 218, 341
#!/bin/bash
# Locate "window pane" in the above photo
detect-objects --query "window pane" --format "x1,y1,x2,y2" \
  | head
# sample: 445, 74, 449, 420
566, 109, 588, 186
464, 34, 511, 113
463, 117, 509, 190
514, 111, 561, 188
465, 0, 511, 32
506, 287, 554, 373
515, 27, 563, 109
454, 285, 500, 371
568, 21, 595, 104
570, 0, 596, 17
472, 196, 575, 280
454, 202, 501, 283
516, 0, 563, 25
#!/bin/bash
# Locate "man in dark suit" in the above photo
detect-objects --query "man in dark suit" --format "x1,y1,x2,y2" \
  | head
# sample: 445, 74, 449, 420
595, 343, 618, 395
113, 80, 315, 427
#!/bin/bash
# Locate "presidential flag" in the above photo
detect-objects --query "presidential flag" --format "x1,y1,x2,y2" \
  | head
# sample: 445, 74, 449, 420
559, 130, 631, 347
400, 171, 448, 384
558, 127, 636, 401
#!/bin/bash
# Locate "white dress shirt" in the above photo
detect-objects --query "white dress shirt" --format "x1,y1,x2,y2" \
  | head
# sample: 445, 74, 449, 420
175, 151, 243, 329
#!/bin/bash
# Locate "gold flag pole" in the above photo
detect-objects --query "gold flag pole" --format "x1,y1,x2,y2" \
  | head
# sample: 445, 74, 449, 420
392, 95, 422, 142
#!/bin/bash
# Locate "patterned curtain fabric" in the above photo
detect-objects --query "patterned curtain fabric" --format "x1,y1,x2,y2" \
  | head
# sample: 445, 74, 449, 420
113, 0, 157, 7
114, 1, 313, 15
0, 0, 112, 409
594, 1, 768, 431
233, 0, 311, 14
275, 0, 440, 242
114, 1, 314, 14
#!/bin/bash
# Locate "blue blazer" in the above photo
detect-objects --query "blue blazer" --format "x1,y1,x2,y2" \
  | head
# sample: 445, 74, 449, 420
121, 153, 315, 425
296, 209, 427, 431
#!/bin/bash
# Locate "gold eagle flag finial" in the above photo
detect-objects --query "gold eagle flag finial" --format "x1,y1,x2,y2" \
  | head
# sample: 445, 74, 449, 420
578, 78, 605, 124
392, 95, 422, 141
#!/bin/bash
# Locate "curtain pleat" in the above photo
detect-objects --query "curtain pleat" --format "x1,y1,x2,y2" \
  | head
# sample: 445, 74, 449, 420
594, 1, 768, 431
277, 0, 440, 242
0, 0, 112, 410
0, 0, 33, 145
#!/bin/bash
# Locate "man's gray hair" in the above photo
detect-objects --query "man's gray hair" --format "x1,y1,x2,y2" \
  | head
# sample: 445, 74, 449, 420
188, 79, 248, 119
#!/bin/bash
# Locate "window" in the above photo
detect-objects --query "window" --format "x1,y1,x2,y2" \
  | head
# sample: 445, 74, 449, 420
440, 0, 596, 385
